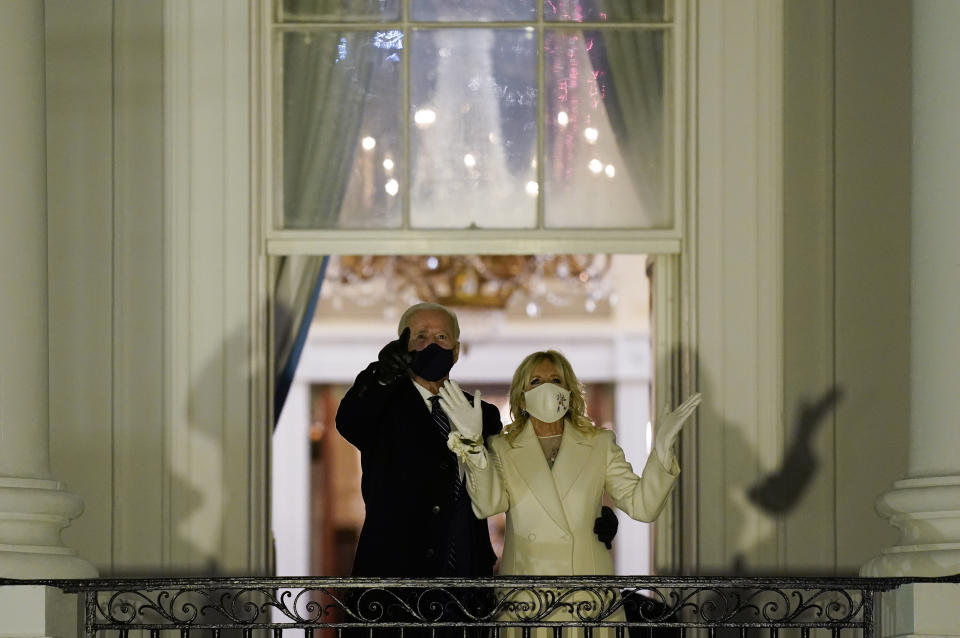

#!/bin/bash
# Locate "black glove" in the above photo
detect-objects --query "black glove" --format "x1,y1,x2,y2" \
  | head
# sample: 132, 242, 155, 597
375, 327, 413, 384
593, 505, 618, 549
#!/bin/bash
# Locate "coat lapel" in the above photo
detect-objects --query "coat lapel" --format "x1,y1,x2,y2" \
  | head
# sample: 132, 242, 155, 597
551, 424, 595, 501
507, 423, 571, 533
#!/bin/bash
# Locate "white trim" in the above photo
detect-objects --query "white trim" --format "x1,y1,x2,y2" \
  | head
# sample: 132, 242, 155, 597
670, 0, 689, 246
163, 0, 258, 573
693, 0, 784, 574
163, 0, 191, 570
267, 233, 681, 256
112, 0, 166, 571
250, 0, 272, 575
677, 0, 700, 576
755, 0, 786, 567
222, 0, 258, 573
651, 253, 680, 573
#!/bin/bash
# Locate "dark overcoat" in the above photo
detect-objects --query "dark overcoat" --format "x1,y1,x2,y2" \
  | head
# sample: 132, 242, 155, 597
335, 363, 503, 577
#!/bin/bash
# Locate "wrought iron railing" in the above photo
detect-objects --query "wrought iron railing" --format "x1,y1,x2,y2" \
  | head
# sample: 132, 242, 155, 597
4, 575, 950, 638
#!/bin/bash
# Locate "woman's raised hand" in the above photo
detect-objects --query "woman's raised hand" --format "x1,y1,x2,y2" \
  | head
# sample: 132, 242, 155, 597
654, 392, 702, 466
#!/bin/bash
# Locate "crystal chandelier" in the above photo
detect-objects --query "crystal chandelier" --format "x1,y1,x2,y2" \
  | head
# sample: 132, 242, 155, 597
323, 255, 616, 317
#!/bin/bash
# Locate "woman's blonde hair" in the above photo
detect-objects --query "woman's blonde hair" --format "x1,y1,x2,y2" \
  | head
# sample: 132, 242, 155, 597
504, 350, 598, 443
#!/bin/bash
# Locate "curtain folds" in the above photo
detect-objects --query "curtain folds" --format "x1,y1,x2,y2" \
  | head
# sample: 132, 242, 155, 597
274, 255, 329, 423
274, 20, 377, 421
583, 0, 665, 214
283, 30, 375, 228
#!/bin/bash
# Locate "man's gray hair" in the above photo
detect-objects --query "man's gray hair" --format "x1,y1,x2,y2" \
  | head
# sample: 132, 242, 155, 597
398, 302, 460, 340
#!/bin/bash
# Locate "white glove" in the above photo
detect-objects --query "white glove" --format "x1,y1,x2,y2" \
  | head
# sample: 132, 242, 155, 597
438, 380, 483, 442
654, 393, 702, 467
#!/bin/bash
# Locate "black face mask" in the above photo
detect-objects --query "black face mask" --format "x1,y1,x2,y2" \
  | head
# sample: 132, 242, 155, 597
409, 342, 455, 381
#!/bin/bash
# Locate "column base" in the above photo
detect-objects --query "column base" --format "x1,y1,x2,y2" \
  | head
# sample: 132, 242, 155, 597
0, 478, 97, 578
861, 475, 960, 577
880, 583, 960, 638
0, 585, 80, 638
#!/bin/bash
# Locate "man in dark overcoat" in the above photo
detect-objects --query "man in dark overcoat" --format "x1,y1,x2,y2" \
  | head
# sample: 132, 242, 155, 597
336, 302, 502, 578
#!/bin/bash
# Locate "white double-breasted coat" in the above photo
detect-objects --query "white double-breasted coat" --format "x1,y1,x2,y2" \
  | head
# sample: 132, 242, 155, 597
462, 420, 679, 637
465, 420, 680, 577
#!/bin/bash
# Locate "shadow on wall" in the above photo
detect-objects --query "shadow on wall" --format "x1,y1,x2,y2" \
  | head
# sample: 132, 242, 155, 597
621, 350, 842, 635
102, 323, 245, 579
170, 326, 255, 578
685, 350, 843, 574
747, 387, 843, 515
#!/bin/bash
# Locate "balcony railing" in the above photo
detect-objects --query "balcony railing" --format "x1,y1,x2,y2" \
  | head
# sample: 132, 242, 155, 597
6, 575, 956, 638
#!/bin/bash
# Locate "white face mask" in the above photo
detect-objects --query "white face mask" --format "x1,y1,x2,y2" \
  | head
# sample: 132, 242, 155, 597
523, 383, 571, 423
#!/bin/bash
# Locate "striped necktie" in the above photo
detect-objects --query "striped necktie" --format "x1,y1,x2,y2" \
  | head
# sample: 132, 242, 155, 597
429, 394, 463, 574
429, 394, 451, 441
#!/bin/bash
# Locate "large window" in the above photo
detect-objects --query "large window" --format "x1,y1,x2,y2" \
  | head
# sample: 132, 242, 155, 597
270, 0, 684, 248
266, 0, 691, 576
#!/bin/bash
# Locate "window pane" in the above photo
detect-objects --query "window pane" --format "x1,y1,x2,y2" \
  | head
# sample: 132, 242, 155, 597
410, 29, 538, 229
411, 0, 536, 22
543, 29, 668, 229
281, 30, 403, 229
280, 0, 400, 22
543, 0, 666, 23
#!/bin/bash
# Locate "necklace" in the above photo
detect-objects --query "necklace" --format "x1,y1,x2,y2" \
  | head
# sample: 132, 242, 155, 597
536, 434, 562, 467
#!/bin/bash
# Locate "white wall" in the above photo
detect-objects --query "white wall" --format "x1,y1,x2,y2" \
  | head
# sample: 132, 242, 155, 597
46, 0, 260, 575
691, 0, 912, 575
46, 0, 166, 573
832, 0, 912, 571
781, 0, 912, 573
693, 0, 785, 573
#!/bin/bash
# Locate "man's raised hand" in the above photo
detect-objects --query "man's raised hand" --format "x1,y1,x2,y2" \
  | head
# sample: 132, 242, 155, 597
375, 327, 413, 384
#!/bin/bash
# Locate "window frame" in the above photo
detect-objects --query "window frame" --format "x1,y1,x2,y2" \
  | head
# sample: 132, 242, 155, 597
255, 0, 698, 575
261, 0, 690, 255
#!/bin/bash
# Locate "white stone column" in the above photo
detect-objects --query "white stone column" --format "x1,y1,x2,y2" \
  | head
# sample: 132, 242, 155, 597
862, 0, 960, 578
272, 381, 312, 577
0, 1, 96, 578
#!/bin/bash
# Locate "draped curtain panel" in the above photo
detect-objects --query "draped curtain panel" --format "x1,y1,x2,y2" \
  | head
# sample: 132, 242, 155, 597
274, 5, 377, 420
282, 29, 375, 229
583, 0, 665, 213
274, 255, 329, 423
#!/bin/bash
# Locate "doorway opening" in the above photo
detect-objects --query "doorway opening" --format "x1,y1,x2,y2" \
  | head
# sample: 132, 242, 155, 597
272, 253, 655, 576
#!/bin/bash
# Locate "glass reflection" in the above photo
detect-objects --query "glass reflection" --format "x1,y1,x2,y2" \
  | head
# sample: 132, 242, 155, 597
282, 30, 403, 229
278, 3, 673, 231
544, 28, 667, 228
543, 0, 666, 23
281, 0, 400, 22
411, 0, 536, 22
410, 29, 538, 229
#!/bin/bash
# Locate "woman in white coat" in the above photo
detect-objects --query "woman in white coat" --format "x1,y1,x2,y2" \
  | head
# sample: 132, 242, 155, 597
438, 350, 701, 632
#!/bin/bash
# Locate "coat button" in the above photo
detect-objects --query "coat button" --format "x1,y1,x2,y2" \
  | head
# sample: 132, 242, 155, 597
432, 505, 441, 514
527, 533, 536, 541
425, 548, 435, 558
